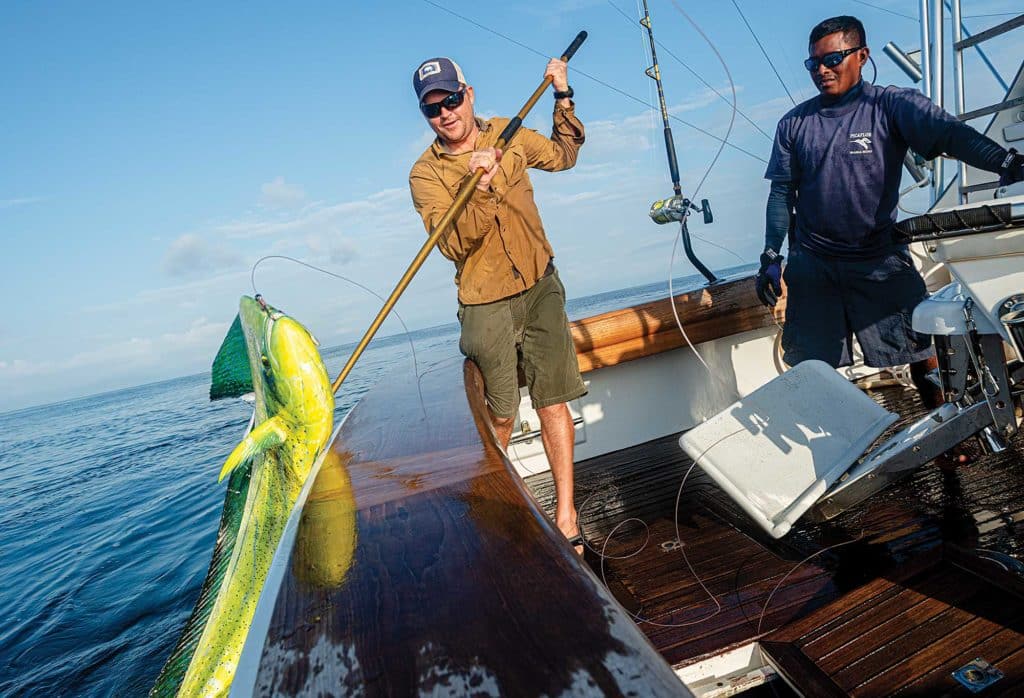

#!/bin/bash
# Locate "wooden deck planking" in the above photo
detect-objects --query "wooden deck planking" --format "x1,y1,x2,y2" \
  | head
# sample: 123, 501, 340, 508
528, 435, 844, 666
527, 384, 1024, 680
761, 559, 1024, 697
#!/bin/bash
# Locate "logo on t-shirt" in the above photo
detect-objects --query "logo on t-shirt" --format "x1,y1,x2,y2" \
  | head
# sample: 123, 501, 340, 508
849, 132, 873, 155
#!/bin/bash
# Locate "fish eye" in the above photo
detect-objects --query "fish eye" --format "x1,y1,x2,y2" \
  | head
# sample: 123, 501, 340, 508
260, 355, 270, 367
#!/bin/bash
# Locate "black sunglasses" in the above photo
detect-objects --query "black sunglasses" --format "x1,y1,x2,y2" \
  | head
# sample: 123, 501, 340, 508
804, 46, 864, 71
420, 89, 466, 118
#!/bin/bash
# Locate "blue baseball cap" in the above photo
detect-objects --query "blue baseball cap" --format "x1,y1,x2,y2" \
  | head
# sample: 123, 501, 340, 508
413, 57, 467, 103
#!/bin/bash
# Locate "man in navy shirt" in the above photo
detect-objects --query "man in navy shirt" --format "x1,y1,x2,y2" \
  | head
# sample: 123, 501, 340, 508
756, 15, 1023, 406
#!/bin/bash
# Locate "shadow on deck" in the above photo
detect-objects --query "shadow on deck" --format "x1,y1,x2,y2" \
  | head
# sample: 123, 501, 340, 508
526, 385, 1024, 682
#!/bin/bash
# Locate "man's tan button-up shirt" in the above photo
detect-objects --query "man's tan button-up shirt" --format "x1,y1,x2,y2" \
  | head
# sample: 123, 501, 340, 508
409, 106, 585, 305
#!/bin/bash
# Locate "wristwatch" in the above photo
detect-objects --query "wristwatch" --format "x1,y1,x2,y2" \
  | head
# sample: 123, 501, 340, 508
553, 85, 574, 100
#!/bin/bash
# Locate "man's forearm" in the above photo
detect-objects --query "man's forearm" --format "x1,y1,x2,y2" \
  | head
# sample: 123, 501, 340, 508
941, 122, 1007, 173
765, 180, 795, 253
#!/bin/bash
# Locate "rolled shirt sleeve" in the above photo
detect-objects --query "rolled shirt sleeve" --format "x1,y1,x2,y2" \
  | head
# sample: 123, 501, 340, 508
409, 162, 499, 264
514, 102, 586, 172
408, 112, 581, 305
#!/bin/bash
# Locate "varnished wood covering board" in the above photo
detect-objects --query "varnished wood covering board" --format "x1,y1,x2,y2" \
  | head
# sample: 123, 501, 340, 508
527, 386, 1024, 679
569, 274, 786, 372
253, 360, 690, 697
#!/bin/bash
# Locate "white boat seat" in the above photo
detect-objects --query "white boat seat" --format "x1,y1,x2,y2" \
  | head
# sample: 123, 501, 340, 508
679, 360, 898, 539
912, 282, 1002, 336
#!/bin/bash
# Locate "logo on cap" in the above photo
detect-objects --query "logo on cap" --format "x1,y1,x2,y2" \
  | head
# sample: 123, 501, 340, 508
418, 62, 441, 80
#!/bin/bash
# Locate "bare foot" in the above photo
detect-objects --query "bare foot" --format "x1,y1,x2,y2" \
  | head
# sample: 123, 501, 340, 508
558, 518, 584, 556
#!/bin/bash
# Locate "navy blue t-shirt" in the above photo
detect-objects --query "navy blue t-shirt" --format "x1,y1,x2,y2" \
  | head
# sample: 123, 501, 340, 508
765, 81, 958, 258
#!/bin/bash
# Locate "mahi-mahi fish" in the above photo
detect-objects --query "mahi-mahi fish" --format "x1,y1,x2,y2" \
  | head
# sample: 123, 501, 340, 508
151, 295, 335, 697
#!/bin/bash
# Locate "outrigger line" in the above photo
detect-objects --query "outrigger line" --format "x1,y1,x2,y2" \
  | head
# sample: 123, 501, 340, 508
420, 0, 768, 165
639, 0, 717, 285
604, 0, 773, 142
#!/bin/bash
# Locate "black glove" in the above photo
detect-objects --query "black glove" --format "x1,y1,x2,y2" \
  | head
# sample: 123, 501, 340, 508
999, 148, 1024, 186
755, 249, 784, 307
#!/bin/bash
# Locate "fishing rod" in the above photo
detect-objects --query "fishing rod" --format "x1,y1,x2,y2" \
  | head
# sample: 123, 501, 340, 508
640, 0, 717, 284
331, 31, 589, 394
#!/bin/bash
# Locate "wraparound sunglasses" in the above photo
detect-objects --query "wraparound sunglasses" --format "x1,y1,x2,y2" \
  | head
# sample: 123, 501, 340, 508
420, 89, 466, 118
804, 46, 864, 71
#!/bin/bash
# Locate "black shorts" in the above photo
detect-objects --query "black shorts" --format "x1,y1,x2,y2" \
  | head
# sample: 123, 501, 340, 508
782, 247, 934, 368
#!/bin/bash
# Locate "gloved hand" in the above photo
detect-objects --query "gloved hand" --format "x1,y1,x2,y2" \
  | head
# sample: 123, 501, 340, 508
755, 249, 784, 307
1000, 148, 1024, 186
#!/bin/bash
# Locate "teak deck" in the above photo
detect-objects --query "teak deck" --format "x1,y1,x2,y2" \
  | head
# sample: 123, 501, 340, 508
528, 386, 1024, 695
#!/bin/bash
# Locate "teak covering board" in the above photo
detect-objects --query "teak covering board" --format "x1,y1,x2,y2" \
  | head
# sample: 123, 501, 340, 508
247, 359, 689, 696
569, 275, 785, 372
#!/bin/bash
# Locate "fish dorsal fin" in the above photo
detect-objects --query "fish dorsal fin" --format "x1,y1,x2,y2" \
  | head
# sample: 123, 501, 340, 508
210, 315, 253, 400
217, 416, 289, 483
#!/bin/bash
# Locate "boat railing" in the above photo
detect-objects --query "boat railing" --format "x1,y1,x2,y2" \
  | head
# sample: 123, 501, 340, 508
920, 0, 1024, 205
949, 3, 1024, 203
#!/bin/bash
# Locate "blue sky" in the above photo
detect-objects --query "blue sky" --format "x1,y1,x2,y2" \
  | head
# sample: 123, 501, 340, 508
2, 0, 1020, 412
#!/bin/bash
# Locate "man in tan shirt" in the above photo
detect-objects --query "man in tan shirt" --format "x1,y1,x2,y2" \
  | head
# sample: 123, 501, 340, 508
409, 56, 587, 551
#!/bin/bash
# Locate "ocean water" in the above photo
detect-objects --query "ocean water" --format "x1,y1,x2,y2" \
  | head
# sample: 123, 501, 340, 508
0, 269, 749, 697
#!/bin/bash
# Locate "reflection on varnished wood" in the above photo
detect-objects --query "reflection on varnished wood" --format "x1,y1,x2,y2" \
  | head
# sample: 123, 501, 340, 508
570, 275, 786, 372
292, 449, 357, 590
251, 360, 690, 696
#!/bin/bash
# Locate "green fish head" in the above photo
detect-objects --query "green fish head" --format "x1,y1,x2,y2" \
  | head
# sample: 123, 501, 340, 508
236, 295, 334, 426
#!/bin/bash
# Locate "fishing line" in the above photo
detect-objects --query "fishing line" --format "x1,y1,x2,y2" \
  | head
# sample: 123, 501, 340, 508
755, 531, 866, 634
688, 232, 748, 266
898, 178, 930, 216
605, 0, 774, 142
730, 0, 797, 108
583, 428, 751, 628
667, 0, 738, 202
507, 416, 549, 477
419, 0, 768, 165
753, 529, 871, 696
660, 0, 746, 385
249, 255, 426, 412
582, 434, 869, 643
633, 0, 661, 175
850, 0, 916, 21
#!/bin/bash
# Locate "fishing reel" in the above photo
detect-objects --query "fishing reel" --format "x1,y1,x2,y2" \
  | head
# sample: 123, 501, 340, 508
649, 195, 713, 226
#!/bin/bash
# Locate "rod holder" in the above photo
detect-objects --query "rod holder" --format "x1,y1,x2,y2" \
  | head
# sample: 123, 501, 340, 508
884, 42, 923, 82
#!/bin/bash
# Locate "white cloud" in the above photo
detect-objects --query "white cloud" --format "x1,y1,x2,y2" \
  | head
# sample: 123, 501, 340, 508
0, 196, 45, 210
304, 233, 358, 266
410, 128, 436, 157
83, 269, 251, 314
581, 87, 742, 159
162, 233, 243, 277
0, 318, 229, 379
260, 176, 307, 209
216, 187, 411, 240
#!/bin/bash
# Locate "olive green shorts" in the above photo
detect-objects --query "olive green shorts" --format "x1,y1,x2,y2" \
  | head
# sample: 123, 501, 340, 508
457, 268, 587, 419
